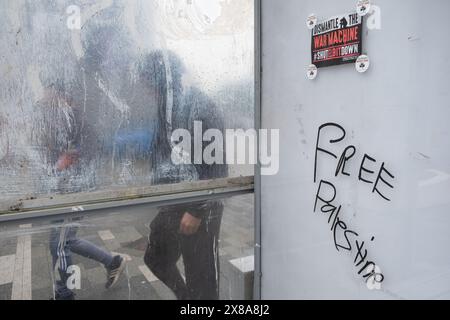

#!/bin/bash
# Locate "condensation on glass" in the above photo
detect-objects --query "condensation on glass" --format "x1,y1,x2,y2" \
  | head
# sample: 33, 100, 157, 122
0, 0, 255, 212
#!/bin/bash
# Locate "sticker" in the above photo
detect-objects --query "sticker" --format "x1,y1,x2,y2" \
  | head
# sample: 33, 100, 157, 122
311, 12, 363, 68
306, 14, 317, 29
307, 64, 318, 80
356, 0, 371, 17
356, 55, 370, 73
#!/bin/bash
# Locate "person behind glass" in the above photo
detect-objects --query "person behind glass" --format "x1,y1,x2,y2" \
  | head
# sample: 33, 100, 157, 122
35, 81, 127, 300
141, 51, 228, 300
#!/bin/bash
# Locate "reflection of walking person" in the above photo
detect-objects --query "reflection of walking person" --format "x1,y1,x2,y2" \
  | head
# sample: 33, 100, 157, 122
141, 51, 228, 300
35, 82, 127, 300
145, 203, 223, 300
49, 149, 127, 300
49, 222, 126, 300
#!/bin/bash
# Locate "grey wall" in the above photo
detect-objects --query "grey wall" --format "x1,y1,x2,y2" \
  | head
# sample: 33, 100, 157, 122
261, 0, 450, 299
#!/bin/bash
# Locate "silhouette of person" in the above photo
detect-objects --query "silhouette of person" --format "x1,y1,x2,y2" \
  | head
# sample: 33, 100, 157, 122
142, 51, 228, 300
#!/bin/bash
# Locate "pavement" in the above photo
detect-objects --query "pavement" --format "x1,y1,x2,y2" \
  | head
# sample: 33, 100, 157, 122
0, 194, 254, 300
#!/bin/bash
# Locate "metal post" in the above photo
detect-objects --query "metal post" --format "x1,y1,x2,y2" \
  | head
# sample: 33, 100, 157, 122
253, 0, 262, 301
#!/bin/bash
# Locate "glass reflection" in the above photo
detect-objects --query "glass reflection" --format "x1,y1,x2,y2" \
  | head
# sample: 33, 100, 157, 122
0, 194, 254, 300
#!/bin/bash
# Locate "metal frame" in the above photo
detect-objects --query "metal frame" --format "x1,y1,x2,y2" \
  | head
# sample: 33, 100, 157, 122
0, 176, 253, 217
253, 0, 262, 301
0, 180, 254, 223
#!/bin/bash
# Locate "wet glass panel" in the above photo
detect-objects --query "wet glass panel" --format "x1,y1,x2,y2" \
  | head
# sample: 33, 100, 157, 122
0, 0, 254, 211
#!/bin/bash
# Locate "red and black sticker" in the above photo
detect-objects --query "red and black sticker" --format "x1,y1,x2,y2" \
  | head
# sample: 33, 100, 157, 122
311, 12, 363, 68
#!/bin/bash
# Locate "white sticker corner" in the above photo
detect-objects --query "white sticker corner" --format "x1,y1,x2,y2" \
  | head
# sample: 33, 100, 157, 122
356, 0, 372, 17
307, 64, 318, 80
356, 55, 370, 73
306, 14, 317, 30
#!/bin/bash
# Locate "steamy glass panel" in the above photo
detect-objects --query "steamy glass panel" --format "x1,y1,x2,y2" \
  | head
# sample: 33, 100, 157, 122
0, 0, 254, 211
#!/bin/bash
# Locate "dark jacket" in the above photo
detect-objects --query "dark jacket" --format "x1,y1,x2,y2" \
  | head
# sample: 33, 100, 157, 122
143, 51, 228, 219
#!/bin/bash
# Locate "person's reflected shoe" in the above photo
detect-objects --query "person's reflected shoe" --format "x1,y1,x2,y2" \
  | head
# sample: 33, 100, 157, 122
52, 289, 76, 300
105, 255, 126, 289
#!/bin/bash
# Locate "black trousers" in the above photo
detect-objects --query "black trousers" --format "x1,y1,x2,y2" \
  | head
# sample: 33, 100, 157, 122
144, 201, 223, 300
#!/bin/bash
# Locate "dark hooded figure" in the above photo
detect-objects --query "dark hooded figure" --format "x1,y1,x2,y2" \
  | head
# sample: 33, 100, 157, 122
141, 50, 228, 300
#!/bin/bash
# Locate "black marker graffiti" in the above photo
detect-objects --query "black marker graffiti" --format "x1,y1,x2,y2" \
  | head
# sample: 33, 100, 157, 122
372, 163, 395, 202
313, 122, 394, 286
314, 123, 395, 201
314, 180, 384, 285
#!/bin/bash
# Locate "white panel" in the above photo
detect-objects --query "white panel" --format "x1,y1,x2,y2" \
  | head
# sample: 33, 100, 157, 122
261, 0, 450, 299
